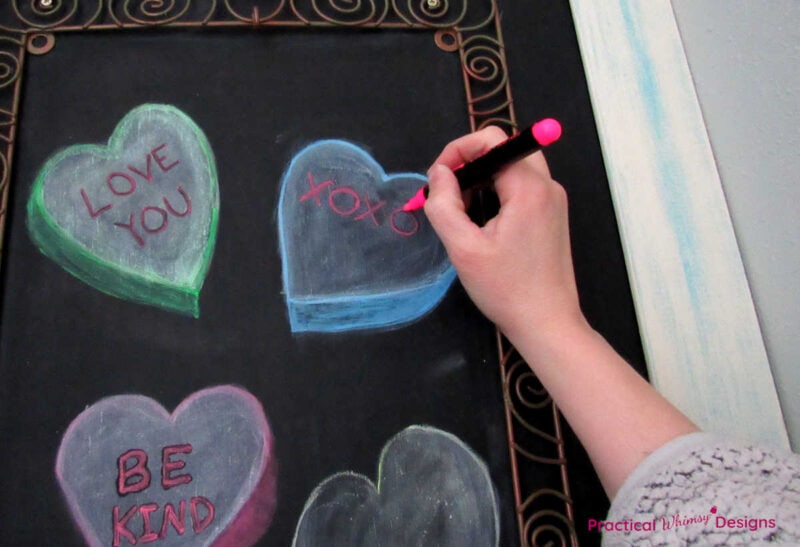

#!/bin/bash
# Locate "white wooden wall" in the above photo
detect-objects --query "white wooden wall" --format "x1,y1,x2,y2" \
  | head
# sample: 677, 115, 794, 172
568, 0, 789, 448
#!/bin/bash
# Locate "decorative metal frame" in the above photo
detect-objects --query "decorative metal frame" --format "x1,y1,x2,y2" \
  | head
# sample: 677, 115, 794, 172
0, 1, 577, 544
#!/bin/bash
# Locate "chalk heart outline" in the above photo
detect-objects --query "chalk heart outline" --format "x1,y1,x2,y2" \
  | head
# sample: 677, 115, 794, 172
27, 103, 219, 317
278, 140, 456, 333
292, 425, 500, 547
55, 386, 277, 547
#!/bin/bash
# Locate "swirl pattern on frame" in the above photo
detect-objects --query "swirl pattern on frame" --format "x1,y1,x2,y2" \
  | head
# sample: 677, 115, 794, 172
393, 0, 467, 28
521, 489, 578, 547
110, 0, 210, 25
7, 0, 102, 29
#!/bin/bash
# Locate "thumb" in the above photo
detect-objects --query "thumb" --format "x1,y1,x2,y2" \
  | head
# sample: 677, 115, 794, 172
423, 164, 482, 251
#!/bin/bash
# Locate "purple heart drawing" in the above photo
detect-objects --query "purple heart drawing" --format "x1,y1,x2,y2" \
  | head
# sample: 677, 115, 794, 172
292, 425, 499, 546
55, 386, 276, 546
27, 104, 219, 317
278, 140, 456, 332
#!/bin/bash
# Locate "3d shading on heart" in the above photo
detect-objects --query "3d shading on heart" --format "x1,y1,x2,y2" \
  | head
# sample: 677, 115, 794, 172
278, 140, 456, 332
292, 425, 499, 547
27, 104, 219, 317
55, 386, 277, 547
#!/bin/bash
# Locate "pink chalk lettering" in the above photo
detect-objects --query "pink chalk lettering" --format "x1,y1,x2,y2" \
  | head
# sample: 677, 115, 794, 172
80, 188, 113, 219
161, 444, 193, 490
190, 496, 215, 533
300, 171, 420, 239
112, 445, 214, 543
117, 449, 151, 495
111, 187, 193, 248
300, 172, 333, 206
107, 172, 137, 197
103, 144, 180, 207
328, 186, 361, 216
114, 213, 146, 248
140, 206, 169, 234
389, 208, 420, 237
159, 501, 187, 538
139, 503, 160, 543
354, 194, 387, 226
111, 498, 216, 545
151, 143, 180, 172
112, 505, 138, 547
127, 153, 155, 183
163, 186, 192, 217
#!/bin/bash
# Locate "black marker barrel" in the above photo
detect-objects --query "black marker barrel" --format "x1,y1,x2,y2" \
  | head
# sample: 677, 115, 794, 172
454, 126, 541, 189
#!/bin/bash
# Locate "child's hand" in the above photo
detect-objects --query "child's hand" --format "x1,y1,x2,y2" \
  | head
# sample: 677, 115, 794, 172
424, 126, 585, 341
425, 127, 699, 499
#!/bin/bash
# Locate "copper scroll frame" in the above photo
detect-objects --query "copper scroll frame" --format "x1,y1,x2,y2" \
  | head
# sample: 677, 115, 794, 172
0, 1, 577, 544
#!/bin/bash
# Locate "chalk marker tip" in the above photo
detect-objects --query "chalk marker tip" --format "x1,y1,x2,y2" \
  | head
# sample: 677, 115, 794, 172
402, 187, 427, 212
531, 118, 562, 146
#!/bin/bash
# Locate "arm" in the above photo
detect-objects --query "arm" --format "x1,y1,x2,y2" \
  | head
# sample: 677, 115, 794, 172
423, 127, 698, 499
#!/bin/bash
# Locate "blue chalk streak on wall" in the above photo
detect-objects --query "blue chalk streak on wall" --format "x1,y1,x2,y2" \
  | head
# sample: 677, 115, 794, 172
620, 0, 707, 336
278, 139, 456, 333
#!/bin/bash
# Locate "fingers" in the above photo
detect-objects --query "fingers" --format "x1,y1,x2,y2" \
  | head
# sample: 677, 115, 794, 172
425, 126, 559, 250
425, 126, 508, 246
433, 126, 509, 168
424, 164, 483, 251
526, 150, 551, 179
433, 125, 551, 177
493, 151, 552, 207
433, 126, 553, 204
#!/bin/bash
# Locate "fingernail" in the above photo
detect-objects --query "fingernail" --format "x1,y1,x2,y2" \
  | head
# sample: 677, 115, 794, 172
427, 163, 446, 180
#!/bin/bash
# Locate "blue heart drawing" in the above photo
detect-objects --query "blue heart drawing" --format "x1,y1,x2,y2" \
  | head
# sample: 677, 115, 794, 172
292, 425, 499, 546
278, 140, 455, 332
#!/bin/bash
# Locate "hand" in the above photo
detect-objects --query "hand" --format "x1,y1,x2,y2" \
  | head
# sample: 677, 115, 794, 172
424, 126, 586, 343
425, 127, 699, 498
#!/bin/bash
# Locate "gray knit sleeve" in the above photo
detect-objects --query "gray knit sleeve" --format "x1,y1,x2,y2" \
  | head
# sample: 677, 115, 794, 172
600, 432, 800, 546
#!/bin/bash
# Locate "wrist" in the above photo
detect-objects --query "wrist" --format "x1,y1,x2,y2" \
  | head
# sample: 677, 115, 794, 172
500, 307, 595, 366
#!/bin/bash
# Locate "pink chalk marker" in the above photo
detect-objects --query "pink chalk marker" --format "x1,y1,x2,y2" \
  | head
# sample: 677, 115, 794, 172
402, 118, 562, 212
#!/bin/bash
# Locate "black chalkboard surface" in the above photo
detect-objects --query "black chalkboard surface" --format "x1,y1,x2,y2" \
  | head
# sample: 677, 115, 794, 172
0, 2, 646, 546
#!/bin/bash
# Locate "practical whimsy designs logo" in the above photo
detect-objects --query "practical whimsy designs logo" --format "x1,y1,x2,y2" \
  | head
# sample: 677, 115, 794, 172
588, 505, 779, 536
27, 104, 219, 317
278, 140, 455, 332
55, 386, 277, 547
292, 425, 499, 546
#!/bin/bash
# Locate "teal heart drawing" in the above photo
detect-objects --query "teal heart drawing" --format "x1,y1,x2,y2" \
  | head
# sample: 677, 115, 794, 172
278, 140, 456, 332
27, 104, 219, 317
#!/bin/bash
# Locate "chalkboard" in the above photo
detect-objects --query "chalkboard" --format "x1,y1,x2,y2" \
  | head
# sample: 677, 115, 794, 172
0, 2, 646, 546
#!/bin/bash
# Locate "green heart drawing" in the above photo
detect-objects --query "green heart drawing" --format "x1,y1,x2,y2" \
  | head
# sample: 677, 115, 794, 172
27, 104, 219, 317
